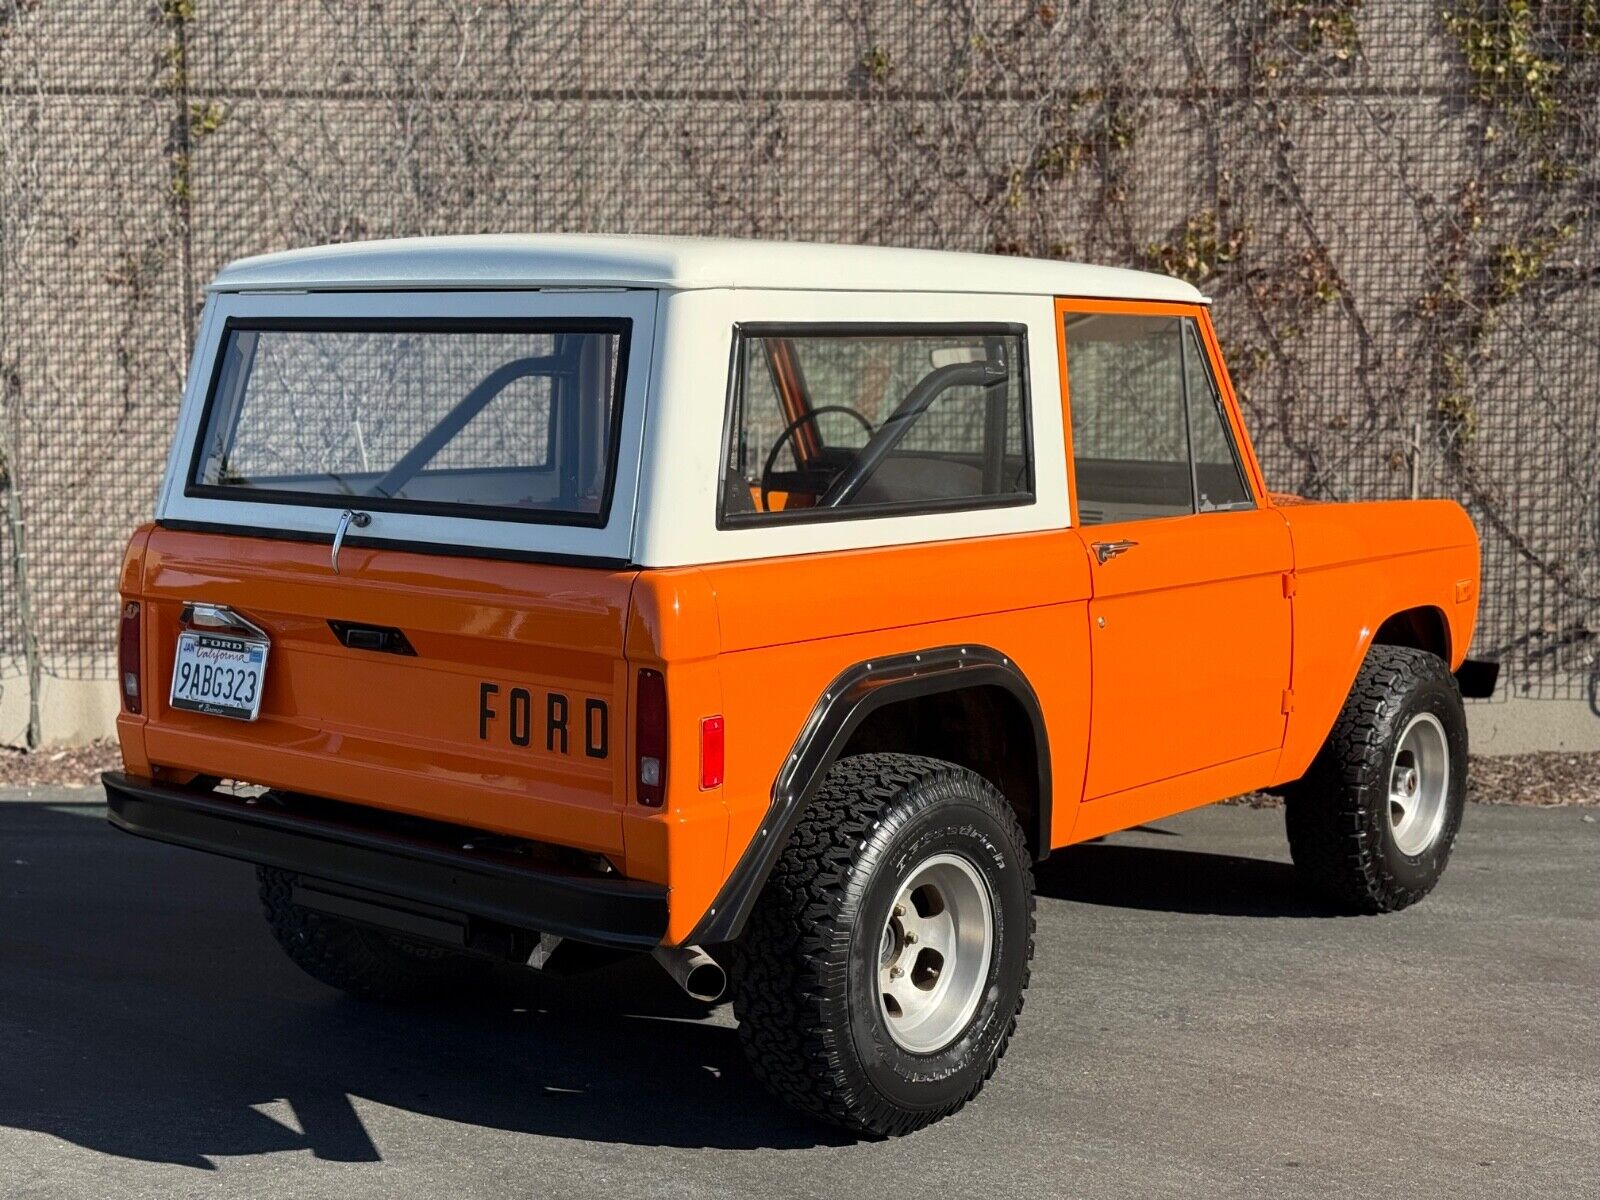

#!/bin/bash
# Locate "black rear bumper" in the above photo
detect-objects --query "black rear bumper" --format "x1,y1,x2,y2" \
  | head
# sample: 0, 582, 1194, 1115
102, 772, 667, 951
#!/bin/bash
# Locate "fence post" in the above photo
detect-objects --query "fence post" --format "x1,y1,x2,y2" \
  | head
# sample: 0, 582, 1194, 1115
0, 435, 42, 750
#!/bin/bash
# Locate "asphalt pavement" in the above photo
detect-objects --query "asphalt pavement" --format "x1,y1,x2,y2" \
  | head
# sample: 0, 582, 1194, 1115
1, 788, 1595, 1199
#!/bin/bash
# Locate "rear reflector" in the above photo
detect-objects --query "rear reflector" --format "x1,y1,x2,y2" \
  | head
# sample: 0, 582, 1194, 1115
700, 716, 724, 790
118, 601, 142, 714
636, 668, 667, 807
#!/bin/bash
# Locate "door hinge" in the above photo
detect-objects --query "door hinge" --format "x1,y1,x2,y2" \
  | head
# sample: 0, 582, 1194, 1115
1282, 572, 1297, 599
1281, 688, 1295, 714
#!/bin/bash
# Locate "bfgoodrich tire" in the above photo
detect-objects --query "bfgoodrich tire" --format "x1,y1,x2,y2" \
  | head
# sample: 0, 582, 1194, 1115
1286, 646, 1468, 913
733, 753, 1035, 1136
258, 867, 487, 1001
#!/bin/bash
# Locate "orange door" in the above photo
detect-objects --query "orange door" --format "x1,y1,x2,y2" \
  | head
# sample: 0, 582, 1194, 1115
1056, 297, 1292, 801
1075, 510, 1292, 799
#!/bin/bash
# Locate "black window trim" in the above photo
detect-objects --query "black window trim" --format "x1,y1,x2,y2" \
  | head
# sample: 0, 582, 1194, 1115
715, 321, 1036, 531
183, 315, 633, 530
1179, 318, 1256, 513
1063, 310, 1257, 526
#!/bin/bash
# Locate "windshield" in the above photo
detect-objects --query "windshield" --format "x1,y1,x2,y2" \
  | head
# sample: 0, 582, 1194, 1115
189, 320, 629, 526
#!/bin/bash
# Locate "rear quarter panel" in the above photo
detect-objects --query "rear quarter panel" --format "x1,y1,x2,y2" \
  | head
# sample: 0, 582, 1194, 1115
627, 531, 1093, 943
1277, 499, 1480, 782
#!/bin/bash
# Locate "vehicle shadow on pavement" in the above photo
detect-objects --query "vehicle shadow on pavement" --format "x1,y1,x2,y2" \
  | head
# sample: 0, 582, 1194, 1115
1034, 838, 1340, 919
0, 801, 848, 1169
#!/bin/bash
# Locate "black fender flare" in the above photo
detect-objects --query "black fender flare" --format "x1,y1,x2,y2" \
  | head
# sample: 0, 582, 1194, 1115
687, 644, 1050, 946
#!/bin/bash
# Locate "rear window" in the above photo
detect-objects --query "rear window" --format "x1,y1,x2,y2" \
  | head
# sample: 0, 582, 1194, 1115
188, 319, 629, 526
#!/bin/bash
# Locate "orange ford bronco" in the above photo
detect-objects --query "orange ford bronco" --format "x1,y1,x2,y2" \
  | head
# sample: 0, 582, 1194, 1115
105, 235, 1493, 1135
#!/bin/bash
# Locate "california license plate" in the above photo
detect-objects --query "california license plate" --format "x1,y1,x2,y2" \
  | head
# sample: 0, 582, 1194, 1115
170, 631, 269, 721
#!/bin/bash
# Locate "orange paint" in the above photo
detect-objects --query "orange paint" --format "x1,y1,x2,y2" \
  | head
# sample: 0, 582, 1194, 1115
130, 528, 637, 856
114, 297, 1482, 947
1075, 507, 1293, 800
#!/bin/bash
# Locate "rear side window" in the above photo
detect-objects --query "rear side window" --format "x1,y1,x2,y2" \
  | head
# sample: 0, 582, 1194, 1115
1063, 312, 1252, 525
189, 320, 629, 526
720, 326, 1032, 524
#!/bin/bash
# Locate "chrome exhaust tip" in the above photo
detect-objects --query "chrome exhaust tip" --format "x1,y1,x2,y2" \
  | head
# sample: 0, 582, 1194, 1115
652, 943, 727, 1002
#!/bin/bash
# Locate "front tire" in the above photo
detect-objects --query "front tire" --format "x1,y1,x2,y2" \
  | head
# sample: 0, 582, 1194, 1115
1286, 646, 1467, 913
733, 753, 1035, 1136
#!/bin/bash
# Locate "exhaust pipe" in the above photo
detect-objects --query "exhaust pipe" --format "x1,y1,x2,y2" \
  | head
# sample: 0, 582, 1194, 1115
652, 944, 727, 1002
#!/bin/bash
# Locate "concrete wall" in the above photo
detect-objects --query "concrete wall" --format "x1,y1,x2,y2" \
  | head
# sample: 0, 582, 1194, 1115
0, 659, 120, 749
5, 655, 1595, 756
1, 1, 1595, 749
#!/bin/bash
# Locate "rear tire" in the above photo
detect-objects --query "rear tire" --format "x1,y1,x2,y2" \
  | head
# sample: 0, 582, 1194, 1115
1285, 646, 1467, 913
733, 753, 1034, 1136
257, 867, 486, 1001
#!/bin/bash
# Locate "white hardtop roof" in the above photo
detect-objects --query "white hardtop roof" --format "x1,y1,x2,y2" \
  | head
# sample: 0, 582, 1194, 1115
208, 234, 1207, 303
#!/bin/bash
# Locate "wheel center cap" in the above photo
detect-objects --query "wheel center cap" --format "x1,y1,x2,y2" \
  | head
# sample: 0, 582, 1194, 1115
880, 917, 903, 968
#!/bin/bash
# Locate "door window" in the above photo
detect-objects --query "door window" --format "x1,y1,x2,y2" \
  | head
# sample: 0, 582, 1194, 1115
1063, 312, 1253, 525
1181, 323, 1253, 513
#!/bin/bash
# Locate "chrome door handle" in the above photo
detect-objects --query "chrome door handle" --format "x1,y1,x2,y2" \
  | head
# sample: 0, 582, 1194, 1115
1092, 539, 1138, 564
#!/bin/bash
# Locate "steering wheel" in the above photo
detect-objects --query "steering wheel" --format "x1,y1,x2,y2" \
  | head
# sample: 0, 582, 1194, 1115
820, 358, 1005, 508
759, 405, 874, 512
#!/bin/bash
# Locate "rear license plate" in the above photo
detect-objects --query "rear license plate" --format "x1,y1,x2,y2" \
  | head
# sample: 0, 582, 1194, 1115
170, 631, 269, 721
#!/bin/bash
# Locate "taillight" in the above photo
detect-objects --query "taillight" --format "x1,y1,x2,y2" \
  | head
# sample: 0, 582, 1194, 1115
118, 601, 142, 714
700, 716, 724, 790
636, 668, 667, 807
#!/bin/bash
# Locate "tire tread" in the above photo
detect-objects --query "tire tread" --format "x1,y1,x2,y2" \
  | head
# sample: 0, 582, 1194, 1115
733, 753, 1034, 1136
1285, 646, 1463, 913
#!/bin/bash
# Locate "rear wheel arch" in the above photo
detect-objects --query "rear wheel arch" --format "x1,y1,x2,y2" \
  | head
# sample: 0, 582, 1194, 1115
688, 645, 1051, 945
840, 682, 1045, 859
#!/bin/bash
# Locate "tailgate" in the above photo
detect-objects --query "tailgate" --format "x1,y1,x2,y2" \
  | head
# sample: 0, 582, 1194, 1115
131, 528, 637, 856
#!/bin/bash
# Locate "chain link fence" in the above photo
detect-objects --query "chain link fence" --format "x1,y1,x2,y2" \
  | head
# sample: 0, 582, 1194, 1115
2, 1, 1596, 743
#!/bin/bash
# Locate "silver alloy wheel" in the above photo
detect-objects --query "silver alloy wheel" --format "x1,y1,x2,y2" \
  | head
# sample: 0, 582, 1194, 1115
877, 852, 995, 1054
1388, 712, 1451, 856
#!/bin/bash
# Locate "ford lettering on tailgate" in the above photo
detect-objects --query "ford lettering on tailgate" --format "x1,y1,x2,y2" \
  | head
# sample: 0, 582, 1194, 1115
477, 683, 609, 759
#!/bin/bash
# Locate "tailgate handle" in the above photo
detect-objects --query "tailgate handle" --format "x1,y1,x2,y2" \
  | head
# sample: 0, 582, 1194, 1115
328, 621, 416, 656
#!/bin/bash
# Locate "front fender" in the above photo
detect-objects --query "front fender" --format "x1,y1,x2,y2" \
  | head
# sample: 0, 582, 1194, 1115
1276, 500, 1480, 783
